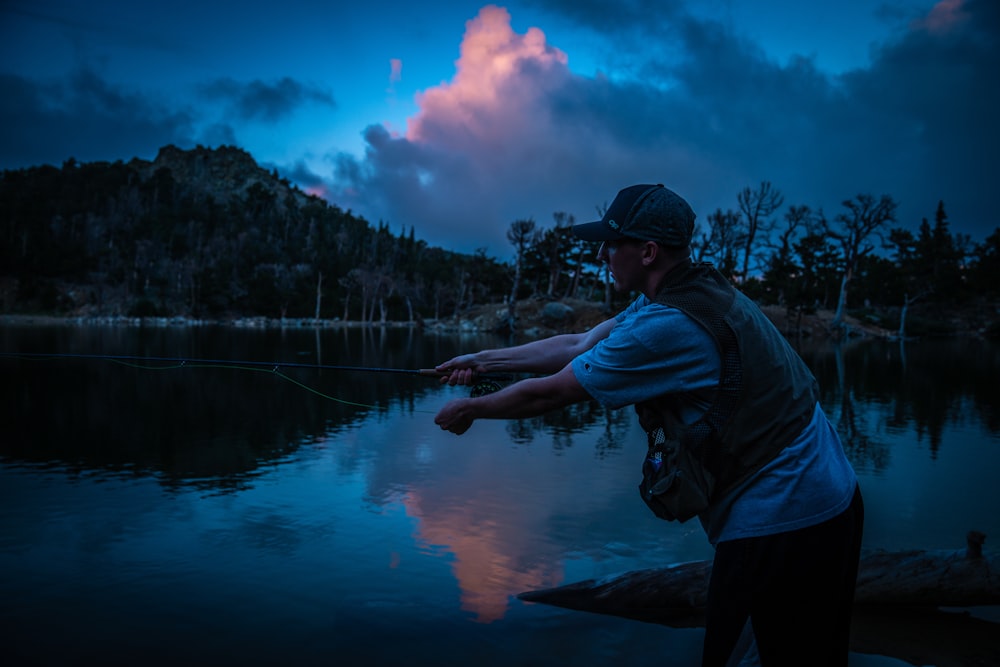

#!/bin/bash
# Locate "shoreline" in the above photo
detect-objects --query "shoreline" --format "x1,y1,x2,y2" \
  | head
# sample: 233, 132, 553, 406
0, 312, 508, 335
4, 300, 992, 340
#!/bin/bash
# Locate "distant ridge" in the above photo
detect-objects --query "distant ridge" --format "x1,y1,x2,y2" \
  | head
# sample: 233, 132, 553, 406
130, 144, 319, 210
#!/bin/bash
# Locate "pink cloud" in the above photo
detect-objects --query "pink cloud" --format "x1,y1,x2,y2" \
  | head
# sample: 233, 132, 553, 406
337, 3, 687, 255
913, 0, 969, 34
388, 58, 402, 93
327, 1, 997, 258
405, 4, 568, 146
304, 184, 328, 199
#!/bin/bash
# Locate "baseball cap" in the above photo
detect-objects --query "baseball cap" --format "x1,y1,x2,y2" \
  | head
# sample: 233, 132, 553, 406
572, 184, 695, 247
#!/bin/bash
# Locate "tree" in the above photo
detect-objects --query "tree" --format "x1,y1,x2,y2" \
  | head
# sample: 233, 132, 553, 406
506, 218, 537, 331
793, 230, 840, 310
885, 226, 929, 337
694, 209, 742, 280
826, 194, 897, 334
314, 271, 323, 321
968, 227, 1000, 298
762, 205, 819, 332
539, 212, 575, 298
736, 181, 784, 284
922, 201, 965, 302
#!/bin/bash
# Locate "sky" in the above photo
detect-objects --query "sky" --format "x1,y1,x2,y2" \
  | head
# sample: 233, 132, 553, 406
1, 0, 997, 258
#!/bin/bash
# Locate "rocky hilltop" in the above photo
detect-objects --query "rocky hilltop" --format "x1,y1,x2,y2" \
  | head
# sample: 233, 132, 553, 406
130, 144, 316, 210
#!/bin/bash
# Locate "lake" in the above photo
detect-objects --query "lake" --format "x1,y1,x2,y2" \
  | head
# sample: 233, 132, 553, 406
2, 322, 998, 666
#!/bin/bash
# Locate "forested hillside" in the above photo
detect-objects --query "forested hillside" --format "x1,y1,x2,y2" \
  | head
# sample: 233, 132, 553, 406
3, 145, 999, 338
1, 145, 515, 322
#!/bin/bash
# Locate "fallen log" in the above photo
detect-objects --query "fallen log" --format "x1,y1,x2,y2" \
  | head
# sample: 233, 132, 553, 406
853, 531, 999, 607
517, 532, 1000, 666
518, 558, 712, 627
518, 532, 998, 617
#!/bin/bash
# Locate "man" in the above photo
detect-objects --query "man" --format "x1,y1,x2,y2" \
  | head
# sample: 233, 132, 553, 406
434, 184, 863, 667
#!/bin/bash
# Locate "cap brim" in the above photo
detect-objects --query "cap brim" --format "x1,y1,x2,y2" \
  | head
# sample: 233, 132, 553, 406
571, 219, 625, 242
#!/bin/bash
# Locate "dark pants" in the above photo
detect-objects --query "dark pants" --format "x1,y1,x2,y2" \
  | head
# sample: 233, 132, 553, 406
702, 485, 864, 667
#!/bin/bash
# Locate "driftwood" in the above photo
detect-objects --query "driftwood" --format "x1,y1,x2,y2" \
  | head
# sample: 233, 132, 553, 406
518, 532, 1000, 666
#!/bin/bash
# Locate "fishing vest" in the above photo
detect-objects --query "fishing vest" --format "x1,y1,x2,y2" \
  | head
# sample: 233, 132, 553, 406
636, 260, 819, 522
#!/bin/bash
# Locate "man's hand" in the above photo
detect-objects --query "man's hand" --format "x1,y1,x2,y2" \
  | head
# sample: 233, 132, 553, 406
434, 397, 476, 435
435, 354, 485, 387
434, 365, 590, 436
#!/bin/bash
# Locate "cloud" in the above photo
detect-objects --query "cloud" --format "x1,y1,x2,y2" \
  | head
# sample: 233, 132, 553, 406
0, 67, 339, 169
198, 76, 336, 123
0, 67, 195, 167
325, 4, 796, 254
329, 5, 596, 256
324, 0, 998, 256
388, 58, 402, 94
913, 0, 970, 33
4, 1, 993, 255
835, 0, 999, 228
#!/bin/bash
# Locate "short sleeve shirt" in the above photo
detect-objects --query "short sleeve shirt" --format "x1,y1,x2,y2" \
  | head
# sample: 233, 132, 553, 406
570, 295, 858, 544
571, 295, 720, 422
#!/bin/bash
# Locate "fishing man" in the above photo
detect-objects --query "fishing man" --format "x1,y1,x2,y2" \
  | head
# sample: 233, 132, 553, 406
433, 184, 864, 666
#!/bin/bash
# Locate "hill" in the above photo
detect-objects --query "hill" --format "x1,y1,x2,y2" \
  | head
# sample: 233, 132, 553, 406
1, 145, 511, 321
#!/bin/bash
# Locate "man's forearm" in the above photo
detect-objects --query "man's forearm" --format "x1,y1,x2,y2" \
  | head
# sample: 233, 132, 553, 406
472, 333, 586, 374
434, 365, 591, 435
472, 317, 618, 374
471, 371, 587, 418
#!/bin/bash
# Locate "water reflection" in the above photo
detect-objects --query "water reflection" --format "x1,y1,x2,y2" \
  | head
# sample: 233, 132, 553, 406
795, 337, 1000, 468
2, 325, 999, 666
2, 324, 480, 487
6, 327, 994, 490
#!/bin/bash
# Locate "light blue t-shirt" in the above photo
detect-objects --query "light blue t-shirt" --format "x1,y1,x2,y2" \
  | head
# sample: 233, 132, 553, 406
571, 296, 857, 544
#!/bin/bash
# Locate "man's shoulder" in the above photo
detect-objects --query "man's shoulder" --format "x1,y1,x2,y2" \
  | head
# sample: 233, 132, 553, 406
620, 299, 715, 347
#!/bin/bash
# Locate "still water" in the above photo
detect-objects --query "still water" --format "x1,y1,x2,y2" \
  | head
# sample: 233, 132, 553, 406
2, 323, 998, 666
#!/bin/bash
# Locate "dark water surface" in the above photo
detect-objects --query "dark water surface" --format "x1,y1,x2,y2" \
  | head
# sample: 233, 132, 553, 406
2, 324, 998, 666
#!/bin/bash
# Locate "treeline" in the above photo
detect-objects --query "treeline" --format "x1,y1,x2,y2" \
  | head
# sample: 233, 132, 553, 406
689, 182, 1000, 336
1, 146, 512, 322
2, 147, 999, 335
506, 181, 1000, 336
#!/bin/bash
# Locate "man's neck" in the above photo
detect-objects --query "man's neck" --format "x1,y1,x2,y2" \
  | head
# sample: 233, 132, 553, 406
642, 256, 690, 299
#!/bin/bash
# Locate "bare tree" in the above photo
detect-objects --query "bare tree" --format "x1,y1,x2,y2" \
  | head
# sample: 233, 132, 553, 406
694, 208, 743, 279
736, 181, 784, 284
544, 212, 575, 298
314, 270, 323, 321
506, 218, 538, 331
826, 194, 898, 333
565, 232, 587, 300
765, 205, 816, 314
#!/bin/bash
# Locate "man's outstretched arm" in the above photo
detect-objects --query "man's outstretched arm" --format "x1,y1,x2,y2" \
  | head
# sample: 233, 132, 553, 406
434, 364, 591, 435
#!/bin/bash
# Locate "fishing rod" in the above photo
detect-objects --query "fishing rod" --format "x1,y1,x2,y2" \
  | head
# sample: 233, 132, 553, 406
0, 351, 512, 397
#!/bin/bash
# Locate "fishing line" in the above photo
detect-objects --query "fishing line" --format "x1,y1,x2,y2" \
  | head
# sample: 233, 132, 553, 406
0, 351, 510, 411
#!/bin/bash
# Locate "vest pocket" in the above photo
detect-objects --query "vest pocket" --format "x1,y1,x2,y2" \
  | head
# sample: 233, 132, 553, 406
638, 438, 714, 522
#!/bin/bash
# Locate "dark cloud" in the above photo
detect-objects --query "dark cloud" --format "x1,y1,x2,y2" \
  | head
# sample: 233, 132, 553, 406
0, 67, 338, 170
326, 0, 997, 256
1, 2, 183, 56
523, 0, 687, 32
837, 0, 1000, 230
285, 160, 328, 190
0, 68, 195, 167
198, 77, 336, 123
3, 1, 994, 255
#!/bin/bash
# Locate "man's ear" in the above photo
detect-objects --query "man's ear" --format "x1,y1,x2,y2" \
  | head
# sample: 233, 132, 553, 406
640, 240, 660, 266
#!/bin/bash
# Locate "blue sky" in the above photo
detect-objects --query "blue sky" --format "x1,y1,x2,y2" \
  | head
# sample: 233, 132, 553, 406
1, 0, 996, 257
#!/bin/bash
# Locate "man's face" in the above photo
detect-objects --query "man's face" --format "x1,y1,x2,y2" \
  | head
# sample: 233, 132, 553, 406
597, 238, 644, 292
